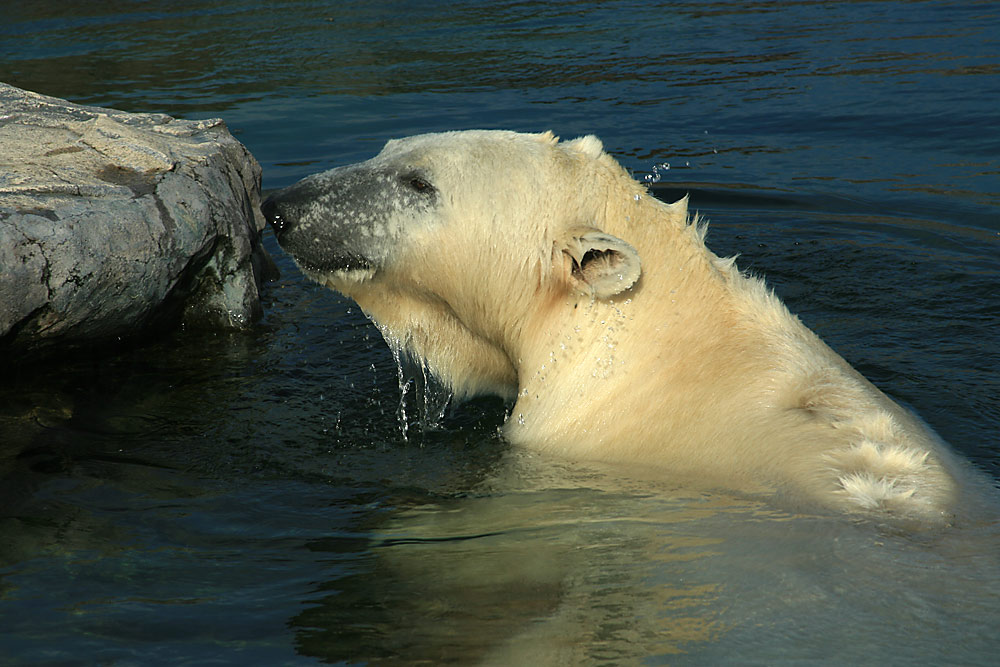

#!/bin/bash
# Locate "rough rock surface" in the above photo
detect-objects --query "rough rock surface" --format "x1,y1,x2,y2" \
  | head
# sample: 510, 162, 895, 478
0, 82, 276, 359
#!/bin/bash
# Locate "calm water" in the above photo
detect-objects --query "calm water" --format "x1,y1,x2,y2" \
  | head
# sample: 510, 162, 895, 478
2, 1, 999, 664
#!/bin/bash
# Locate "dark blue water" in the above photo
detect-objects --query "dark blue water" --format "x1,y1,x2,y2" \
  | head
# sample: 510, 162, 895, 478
2, 1, 999, 664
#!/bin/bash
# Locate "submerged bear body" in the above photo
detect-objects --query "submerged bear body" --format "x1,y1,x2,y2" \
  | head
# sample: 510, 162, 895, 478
264, 130, 969, 523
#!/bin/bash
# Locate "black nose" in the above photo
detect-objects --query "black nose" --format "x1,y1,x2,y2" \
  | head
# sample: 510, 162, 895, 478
260, 196, 288, 236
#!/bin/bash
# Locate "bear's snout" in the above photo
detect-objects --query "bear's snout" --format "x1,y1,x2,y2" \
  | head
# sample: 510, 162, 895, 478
262, 160, 444, 280
261, 175, 332, 242
261, 170, 394, 278
260, 196, 287, 235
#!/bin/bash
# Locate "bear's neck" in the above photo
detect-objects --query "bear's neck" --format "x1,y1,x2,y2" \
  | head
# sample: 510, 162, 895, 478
506, 193, 754, 455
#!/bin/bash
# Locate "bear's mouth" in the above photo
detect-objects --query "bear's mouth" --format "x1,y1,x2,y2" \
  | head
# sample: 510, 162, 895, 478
296, 254, 376, 285
293, 250, 372, 273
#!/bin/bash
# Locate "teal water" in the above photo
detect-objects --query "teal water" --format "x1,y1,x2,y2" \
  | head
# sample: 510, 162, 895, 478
1, 1, 999, 664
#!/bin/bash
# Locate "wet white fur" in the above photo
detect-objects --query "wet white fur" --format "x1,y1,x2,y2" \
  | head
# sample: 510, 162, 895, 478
314, 130, 967, 523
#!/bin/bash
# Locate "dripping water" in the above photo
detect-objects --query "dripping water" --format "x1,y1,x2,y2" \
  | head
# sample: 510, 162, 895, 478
386, 338, 453, 442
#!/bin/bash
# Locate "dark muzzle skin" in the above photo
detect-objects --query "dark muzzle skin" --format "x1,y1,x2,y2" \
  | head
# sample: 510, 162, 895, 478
261, 160, 439, 277
261, 165, 378, 275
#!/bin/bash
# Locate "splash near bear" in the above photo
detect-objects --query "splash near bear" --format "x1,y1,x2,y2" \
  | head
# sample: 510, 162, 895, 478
263, 130, 967, 522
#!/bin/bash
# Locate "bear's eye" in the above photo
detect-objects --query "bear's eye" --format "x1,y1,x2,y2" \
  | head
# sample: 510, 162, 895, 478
407, 177, 434, 194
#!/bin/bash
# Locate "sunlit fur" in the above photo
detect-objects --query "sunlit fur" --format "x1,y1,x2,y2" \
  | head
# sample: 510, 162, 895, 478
310, 130, 966, 523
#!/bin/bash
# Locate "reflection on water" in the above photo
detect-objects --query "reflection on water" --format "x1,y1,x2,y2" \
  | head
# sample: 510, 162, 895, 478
1, 0, 999, 663
290, 453, 1000, 664
293, 479, 732, 664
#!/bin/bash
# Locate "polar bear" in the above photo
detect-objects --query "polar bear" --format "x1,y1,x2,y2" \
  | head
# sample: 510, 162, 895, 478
263, 130, 970, 522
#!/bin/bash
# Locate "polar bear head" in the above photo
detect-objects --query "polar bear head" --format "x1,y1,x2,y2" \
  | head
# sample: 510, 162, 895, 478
263, 130, 648, 399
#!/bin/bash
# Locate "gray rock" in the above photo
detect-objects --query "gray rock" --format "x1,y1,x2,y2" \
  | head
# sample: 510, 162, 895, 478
0, 82, 277, 359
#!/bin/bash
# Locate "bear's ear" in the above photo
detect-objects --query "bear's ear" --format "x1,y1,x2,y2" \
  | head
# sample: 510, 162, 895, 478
559, 227, 641, 299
